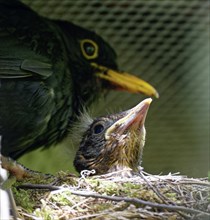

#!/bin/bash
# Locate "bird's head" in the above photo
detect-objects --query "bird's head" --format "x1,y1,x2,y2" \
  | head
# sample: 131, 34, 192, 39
56, 21, 158, 107
74, 98, 152, 176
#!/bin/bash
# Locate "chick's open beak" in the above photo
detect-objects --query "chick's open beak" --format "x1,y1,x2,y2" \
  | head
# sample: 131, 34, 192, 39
92, 63, 159, 98
105, 98, 152, 139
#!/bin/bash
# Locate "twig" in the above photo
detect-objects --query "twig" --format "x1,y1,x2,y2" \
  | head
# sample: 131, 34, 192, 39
17, 183, 210, 217
70, 213, 102, 220
174, 181, 210, 187
7, 189, 19, 220
139, 171, 175, 205
17, 184, 61, 191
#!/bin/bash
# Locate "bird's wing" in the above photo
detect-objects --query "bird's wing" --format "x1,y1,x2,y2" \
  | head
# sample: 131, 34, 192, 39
0, 58, 52, 79
0, 0, 55, 79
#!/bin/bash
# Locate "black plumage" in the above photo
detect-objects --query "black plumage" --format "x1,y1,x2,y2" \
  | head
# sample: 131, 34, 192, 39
74, 98, 152, 176
0, 0, 158, 159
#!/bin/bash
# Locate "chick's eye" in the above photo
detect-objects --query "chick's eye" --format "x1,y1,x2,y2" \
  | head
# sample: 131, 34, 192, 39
93, 124, 104, 134
80, 39, 98, 59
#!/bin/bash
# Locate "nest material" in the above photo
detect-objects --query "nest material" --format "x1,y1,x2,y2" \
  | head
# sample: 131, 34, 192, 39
12, 170, 210, 220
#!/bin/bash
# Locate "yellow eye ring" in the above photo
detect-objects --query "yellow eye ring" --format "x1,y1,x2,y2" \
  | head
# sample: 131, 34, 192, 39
80, 39, 98, 60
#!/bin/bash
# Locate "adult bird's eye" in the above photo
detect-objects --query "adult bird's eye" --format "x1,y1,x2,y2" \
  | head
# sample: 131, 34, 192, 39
80, 39, 98, 60
93, 123, 104, 134
84, 43, 95, 56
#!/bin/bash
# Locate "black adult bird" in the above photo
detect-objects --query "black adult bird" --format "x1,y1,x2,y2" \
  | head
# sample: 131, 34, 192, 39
0, 0, 158, 159
74, 98, 152, 176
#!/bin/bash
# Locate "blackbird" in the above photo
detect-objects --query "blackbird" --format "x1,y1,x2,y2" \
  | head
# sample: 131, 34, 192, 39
0, 0, 158, 159
74, 98, 152, 176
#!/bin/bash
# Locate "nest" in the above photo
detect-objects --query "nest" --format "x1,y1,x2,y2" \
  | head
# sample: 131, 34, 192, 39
12, 170, 210, 220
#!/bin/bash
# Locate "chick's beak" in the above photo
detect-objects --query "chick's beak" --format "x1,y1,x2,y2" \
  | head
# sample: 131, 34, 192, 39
105, 98, 152, 139
91, 63, 159, 98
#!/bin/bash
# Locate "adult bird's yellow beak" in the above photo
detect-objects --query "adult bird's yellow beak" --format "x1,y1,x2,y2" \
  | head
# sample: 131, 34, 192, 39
92, 63, 159, 98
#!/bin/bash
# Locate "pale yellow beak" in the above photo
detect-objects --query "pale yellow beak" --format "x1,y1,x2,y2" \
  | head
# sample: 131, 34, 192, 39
105, 98, 152, 139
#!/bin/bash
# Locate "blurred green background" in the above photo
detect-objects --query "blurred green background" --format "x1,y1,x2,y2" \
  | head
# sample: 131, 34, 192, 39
19, 0, 209, 177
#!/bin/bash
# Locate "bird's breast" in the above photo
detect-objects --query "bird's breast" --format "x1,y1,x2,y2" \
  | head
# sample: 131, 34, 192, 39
0, 76, 73, 158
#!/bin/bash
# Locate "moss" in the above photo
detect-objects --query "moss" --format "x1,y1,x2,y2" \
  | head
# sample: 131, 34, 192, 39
12, 187, 35, 213
93, 179, 121, 195
11, 172, 210, 219
121, 182, 142, 197
34, 207, 55, 220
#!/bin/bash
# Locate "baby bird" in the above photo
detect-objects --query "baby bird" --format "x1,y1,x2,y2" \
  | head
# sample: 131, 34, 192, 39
74, 98, 152, 176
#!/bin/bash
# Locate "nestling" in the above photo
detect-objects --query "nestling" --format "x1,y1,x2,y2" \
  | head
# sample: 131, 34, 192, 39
74, 98, 152, 176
